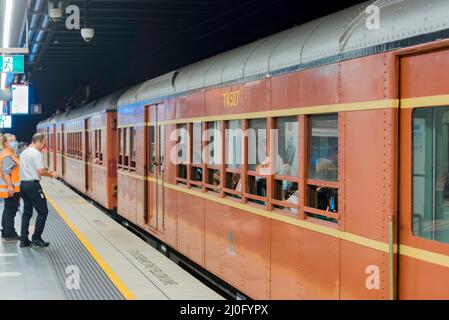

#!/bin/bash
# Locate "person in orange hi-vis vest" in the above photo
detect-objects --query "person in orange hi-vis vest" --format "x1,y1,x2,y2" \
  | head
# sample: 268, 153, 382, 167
0, 134, 21, 242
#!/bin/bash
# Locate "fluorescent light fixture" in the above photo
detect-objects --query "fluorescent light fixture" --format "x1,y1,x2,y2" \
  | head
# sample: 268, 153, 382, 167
1, 0, 15, 90
3, 0, 15, 48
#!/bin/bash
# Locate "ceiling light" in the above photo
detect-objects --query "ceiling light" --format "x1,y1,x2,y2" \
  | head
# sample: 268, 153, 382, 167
2, 0, 15, 49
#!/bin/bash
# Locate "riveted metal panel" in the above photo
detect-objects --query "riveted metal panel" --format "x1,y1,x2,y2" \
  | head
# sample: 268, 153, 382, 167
302, 4, 366, 64
343, 0, 449, 54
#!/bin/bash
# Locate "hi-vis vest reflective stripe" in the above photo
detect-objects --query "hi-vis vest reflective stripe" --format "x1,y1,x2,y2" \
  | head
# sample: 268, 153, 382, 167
0, 148, 20, 198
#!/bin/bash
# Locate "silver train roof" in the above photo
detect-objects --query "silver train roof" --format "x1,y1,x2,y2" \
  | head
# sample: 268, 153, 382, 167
118, 0, 449, 107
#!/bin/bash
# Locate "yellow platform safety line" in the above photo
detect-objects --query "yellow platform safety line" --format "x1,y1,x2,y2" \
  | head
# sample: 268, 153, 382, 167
44, 192, 137, 300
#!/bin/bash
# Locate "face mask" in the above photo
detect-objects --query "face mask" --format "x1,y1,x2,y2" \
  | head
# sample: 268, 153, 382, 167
9, 141, 18, 151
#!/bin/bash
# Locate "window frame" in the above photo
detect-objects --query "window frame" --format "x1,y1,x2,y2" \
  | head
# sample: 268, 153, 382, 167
189, 122, 204, 189
269, 116, 301, 215
223, 119, 244, 198
304, 113, 340, 223
244, 118, 269, 206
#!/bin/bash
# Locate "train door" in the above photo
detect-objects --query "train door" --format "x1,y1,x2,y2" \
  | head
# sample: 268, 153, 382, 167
85, 119, 93, 193
145, 104, 165, 231
399, 49, 449, 299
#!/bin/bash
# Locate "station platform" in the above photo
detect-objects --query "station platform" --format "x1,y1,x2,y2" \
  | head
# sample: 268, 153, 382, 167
0, 178, 223, 300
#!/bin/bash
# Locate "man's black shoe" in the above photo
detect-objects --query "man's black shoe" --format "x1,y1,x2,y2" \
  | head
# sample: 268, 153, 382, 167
31, 238, 50, 248
2, 234, 21, 242
20, 239, 31, 248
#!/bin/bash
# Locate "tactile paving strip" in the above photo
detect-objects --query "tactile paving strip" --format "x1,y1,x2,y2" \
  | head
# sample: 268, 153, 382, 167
43, 204, 125, 300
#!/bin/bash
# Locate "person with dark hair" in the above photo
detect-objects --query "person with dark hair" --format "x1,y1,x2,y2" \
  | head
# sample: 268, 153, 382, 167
19, 133, 58, 248
17, 142, 28, 157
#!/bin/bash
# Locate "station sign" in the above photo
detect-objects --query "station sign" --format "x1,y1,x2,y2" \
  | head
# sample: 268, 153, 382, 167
0, 115, 12, 129
0, 55, 25, 73
11, 85, 29, 115
30, 104, 42, 115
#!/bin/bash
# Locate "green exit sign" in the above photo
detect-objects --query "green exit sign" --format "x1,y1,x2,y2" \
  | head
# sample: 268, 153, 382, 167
0, 56, 24, 73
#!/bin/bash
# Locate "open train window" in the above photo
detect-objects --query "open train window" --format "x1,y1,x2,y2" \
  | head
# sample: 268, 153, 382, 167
412, 107, 449, 244
176, 124, 188, 184
305, 114, 339, 223
272, 116, 300, 214
224, 120, 243, 199
246, 119, 268, 206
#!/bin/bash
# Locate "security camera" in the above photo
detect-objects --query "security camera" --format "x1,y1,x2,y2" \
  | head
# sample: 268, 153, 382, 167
48, 1, 63, 22
81, 28, 95, 42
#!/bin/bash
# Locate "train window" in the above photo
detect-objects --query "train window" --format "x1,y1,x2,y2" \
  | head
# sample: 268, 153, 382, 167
248, 119, 267, 172
176, 124, 188, 183
308, 114, 338, 182
192, 122, 202, 165
306, 114, 339, 222
98, 130, 103, 162
79, 132, 82, 159
272, 117, 300, 214
118, 128, 123, 167
149, 125, 155, 173
205, 121, 221, 191
94, 130, 98, 159
413, 107, 449, 244
123, 128, 128, 168
57, 133, 61, 152
159, 125, 165, 175
224, 120, 243, 198
246, 119, 268, 205
226, 120, 243, 170
130, 127, 137, 170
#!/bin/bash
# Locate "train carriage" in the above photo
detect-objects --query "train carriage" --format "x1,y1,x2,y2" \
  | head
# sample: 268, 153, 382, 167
41, 0, 449, 300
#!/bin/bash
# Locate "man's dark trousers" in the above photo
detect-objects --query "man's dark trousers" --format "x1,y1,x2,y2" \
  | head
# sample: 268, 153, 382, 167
20, 181, 49, 241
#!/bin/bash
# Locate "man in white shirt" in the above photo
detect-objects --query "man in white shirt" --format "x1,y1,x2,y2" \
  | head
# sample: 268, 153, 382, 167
19, 133, 58, 248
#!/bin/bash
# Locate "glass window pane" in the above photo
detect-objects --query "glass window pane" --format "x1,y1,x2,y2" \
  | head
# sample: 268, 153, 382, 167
159, 125, 165, 174
149, 126, 155, 173
248, 119, 267, 172
206, 121, 221, 165
177, 124, 188, 163
413, 107, 449, 244
276, 117, 299, 177
226, 120, 242, 169
131, 128, 137, 162
192, 122, 202, 165
308, 115, 338, 181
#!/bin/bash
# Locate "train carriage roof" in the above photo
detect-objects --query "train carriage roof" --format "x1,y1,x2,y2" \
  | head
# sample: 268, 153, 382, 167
114, 0, 449, 108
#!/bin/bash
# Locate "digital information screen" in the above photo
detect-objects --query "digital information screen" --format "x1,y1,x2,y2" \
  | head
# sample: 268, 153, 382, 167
0, 115, 12, 129
11, 85, 29, 115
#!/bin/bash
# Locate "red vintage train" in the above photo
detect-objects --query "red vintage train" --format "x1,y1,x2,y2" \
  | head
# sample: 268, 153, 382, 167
37, 1, 449, 299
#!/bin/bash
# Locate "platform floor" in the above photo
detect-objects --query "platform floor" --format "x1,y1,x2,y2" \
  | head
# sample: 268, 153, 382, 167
0, 178, 223, 300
